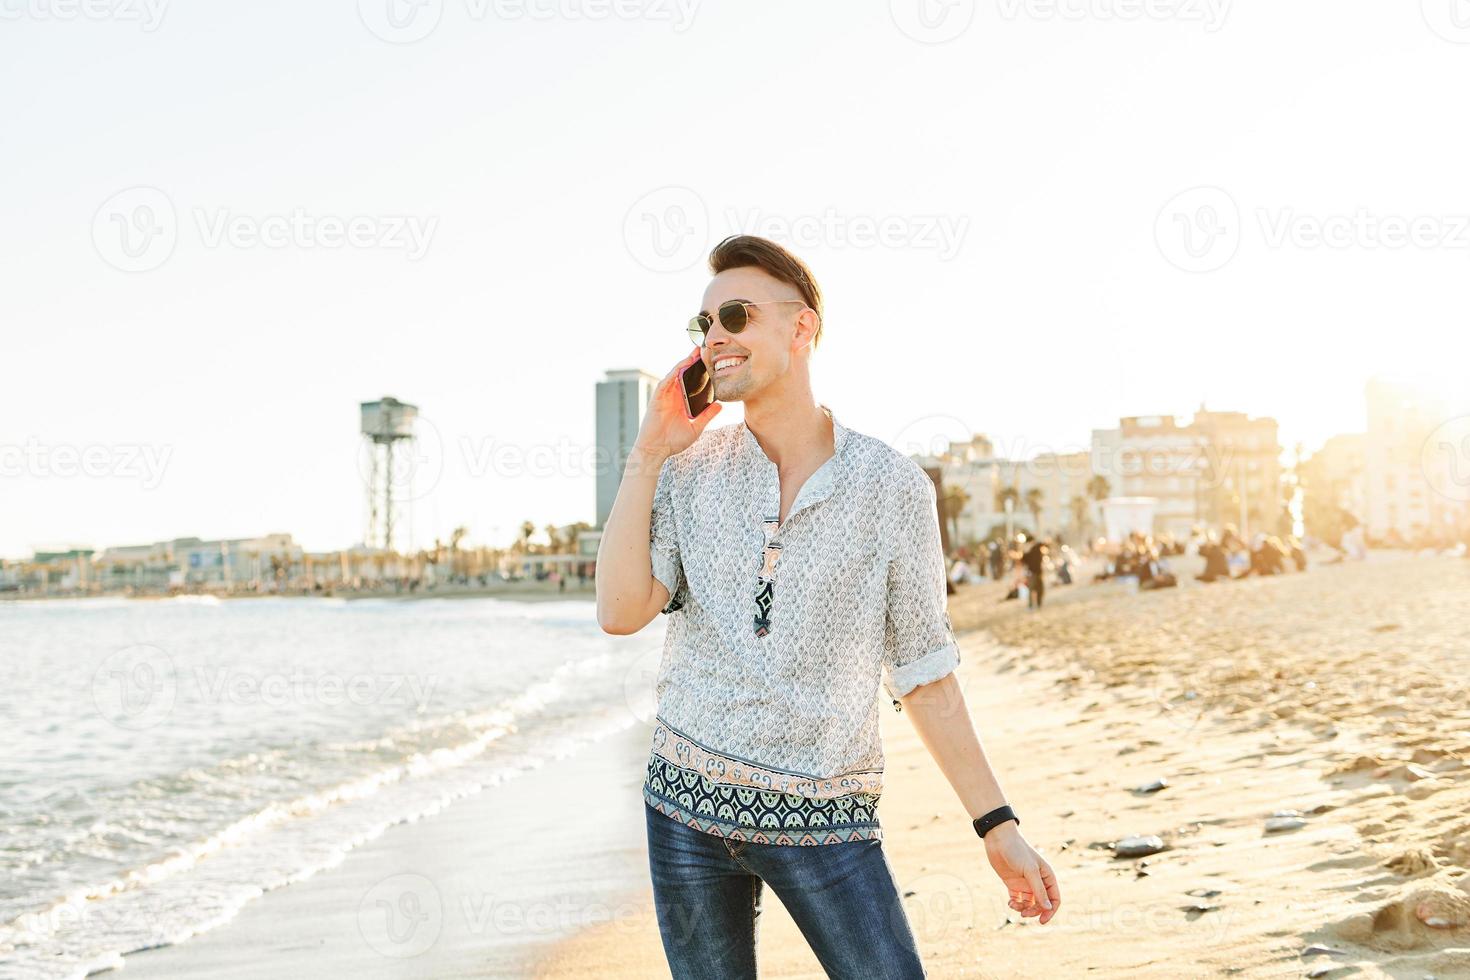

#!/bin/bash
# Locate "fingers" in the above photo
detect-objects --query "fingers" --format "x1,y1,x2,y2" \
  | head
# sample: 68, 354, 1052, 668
693, 401, 722, 429
1022, 862, 1050, 913
1037, 860, 1061, 924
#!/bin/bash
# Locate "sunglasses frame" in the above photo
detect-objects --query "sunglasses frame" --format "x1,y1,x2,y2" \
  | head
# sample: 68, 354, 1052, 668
687, 299, 810, 346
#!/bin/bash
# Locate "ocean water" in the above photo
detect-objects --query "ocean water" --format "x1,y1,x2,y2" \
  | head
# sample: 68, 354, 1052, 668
0, 595, 661, 979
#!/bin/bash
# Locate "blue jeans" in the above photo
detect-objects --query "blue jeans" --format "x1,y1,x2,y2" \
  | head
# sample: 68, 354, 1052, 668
645, 803, 926, 979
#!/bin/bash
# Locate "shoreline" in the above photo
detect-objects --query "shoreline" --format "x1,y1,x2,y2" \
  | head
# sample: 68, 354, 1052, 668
118, 719, 656, 978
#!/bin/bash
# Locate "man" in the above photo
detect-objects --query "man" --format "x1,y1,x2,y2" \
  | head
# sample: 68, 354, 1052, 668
1021, 537, 1048, 609
597, 235, 1059, 978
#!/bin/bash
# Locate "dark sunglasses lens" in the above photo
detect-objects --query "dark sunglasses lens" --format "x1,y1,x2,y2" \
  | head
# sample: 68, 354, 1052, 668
687, 315, 711, 343
718, 302, 749, 333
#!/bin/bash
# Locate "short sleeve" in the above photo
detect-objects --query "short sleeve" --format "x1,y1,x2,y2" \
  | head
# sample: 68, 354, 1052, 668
881, 472, 960, 699
650, 457, 686, 615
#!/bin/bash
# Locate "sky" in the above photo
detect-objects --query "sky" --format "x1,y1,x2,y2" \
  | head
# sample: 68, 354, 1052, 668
3, 0, 1468, 558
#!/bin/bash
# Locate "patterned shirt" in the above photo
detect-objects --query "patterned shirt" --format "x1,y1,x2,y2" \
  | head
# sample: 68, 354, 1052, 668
641, 403, 961, 845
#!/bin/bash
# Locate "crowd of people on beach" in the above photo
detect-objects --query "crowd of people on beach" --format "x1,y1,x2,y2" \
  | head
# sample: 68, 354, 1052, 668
944, 520, 1323, 612
947, 534, 1078, 610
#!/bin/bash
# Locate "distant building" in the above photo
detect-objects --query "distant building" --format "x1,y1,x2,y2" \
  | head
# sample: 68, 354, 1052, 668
911, 434, 1092, 545
595, 368, 661, 529
1361, 378, 1462, 542
1091, 408, 1281, 539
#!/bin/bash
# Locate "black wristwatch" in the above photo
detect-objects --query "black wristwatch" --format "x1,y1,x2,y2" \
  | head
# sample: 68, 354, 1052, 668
973, 805, 1019, 839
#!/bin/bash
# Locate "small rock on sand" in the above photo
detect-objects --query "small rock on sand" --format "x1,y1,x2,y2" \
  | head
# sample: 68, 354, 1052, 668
1114, 835, 1167, 858
1266, 816, 1307, 833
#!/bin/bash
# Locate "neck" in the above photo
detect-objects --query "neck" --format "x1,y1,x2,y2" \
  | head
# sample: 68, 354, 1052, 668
743, 389, 832, 470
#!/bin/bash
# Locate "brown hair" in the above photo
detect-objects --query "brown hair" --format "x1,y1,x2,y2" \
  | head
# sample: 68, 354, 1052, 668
708, 235, 824, 349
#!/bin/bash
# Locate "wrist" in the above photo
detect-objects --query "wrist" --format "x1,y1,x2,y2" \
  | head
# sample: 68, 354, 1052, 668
972, 804, 1019, 840
627, 444, 670, 475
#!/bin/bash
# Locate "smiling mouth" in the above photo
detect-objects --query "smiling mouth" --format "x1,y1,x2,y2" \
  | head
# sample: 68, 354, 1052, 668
713, 356, 748, 375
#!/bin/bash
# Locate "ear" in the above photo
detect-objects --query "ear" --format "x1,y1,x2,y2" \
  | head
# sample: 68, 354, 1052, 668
792, 307, 821, 352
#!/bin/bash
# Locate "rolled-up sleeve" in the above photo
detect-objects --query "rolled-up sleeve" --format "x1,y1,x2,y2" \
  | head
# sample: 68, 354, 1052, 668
881, 471, 961, 699
650, 457, 686, 615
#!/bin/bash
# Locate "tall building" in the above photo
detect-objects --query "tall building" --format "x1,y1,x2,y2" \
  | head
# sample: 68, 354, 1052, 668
596, 368, 662, 529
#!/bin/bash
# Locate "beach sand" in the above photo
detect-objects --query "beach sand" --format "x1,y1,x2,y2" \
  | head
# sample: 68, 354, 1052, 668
117, 553, 1470, 978
536, 553, 1470, 979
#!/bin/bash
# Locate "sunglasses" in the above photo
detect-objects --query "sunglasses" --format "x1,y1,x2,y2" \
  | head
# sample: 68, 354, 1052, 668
687, 299, 809, 346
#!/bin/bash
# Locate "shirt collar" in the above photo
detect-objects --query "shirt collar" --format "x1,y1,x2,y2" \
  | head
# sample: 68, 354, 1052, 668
740, 404, 850, 522
739, 403, 849, 462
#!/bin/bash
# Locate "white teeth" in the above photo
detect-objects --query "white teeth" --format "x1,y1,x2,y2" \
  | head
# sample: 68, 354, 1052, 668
714, 357, 747, 372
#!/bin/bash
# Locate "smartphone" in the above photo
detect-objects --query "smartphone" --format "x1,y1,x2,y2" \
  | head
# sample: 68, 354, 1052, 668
681, 356, 713, 420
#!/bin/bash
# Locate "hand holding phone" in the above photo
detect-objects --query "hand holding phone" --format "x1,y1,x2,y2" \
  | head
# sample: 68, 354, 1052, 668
632, 346, 723, 462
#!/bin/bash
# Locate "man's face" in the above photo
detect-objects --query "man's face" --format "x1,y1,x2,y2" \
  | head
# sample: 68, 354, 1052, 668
696, 267, 812, 402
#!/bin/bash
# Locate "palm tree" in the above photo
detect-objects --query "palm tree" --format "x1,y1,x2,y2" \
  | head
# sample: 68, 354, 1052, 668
941, 484, 971, 548
1024, 487, 1044, 537
517, 521, 536, 554
994, 484, 1019, 514
1069, 494, 1090, 540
